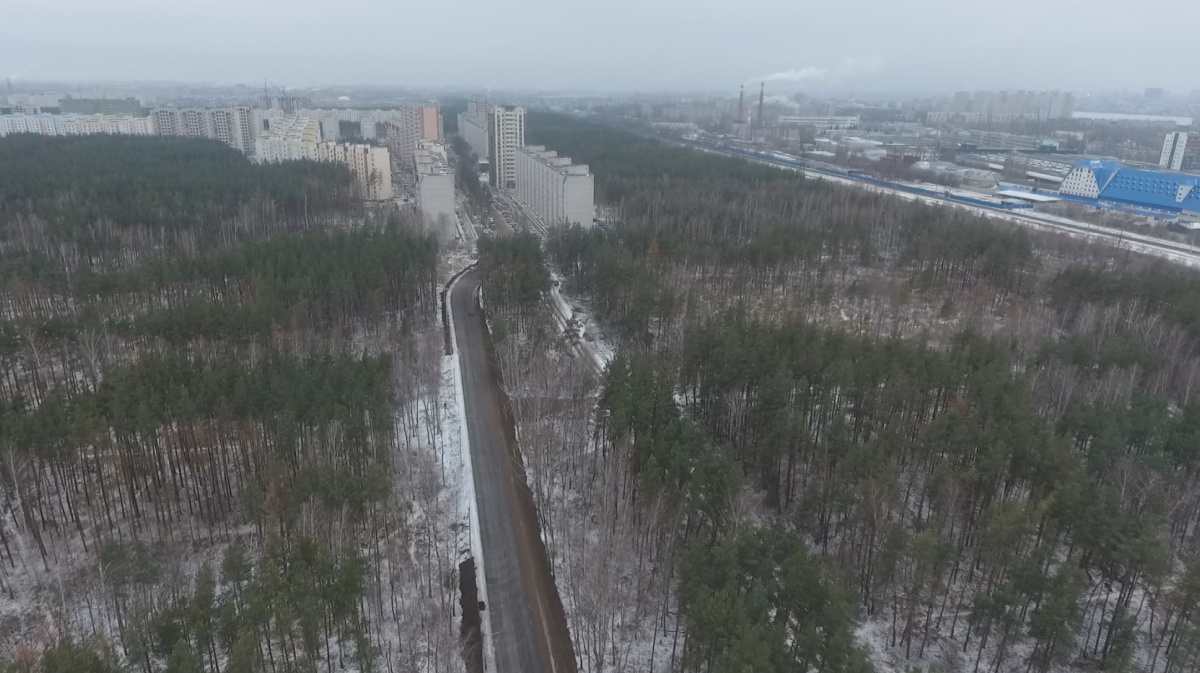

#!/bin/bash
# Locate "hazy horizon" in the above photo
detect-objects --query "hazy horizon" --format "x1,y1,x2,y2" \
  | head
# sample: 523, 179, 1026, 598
5, 0, 1199, 94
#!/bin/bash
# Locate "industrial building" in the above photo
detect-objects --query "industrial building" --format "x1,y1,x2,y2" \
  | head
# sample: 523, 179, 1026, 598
1058, 160, 1200, 216
0, 113, 157, 137
414, 141, 456, 240
514, 145, 594, 227
489, 105, 525, 189
778, 115, 860, 131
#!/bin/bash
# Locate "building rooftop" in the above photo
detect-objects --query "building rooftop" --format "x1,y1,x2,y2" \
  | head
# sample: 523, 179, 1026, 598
1068, 160, 1200, 213
519, 145, 590, 175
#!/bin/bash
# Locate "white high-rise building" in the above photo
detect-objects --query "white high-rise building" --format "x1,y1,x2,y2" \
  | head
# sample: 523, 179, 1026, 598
1162, 132, 1189, 171
1160, 132, 1200, 172
414, 141, 456, 240
514, 145, 594, 228
0, 113, 156, 137
316, 141, 394, 201
254, 116, 322, 162
489, 105, 525, 189
458, 111, 489, 163
151, 107, 259, 154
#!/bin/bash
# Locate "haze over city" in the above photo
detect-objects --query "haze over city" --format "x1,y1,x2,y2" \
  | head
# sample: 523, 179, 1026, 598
5, 0, 1200, 91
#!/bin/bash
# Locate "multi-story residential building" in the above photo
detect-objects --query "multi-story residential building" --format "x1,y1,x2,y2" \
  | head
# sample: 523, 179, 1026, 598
59, 97, 144, 116
414, 141, 456, 240
0, 113, 156, 137
384, 105, 444, 173
316, 141, 394, 201
514, 145, 594, 227
254, 116, 322, 162
931, 90, 1076, 124
6, 92, 63, 109
1161, 132, 1200, 172
488, 105, 525, 189
290, 108, 406, 141
468, 98, 489, 123
264, 95, 312, 114
152, 107, 259, 154
458, 110, 489, 162
256, 116, 392, 200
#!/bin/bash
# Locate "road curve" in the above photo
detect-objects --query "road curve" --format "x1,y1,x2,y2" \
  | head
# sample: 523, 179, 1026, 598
451, 269, 577, 673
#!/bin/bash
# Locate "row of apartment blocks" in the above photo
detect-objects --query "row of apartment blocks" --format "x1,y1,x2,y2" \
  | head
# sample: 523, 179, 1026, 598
457, 98, 594, 227
4, 103, 444, 159
0, 113, 156, 137
254, 116, 393, 201
152, 107, 259, 153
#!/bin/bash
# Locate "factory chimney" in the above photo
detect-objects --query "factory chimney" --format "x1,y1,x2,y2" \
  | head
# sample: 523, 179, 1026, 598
758, 83, 765, 130
738, 85, 744, 123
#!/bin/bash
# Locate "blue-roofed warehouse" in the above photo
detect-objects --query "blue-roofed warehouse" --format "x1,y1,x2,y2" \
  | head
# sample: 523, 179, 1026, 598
1058, 159, 1200, 216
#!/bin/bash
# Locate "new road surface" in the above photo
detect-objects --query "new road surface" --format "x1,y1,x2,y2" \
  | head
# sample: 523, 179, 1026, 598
450, 269, 577, 673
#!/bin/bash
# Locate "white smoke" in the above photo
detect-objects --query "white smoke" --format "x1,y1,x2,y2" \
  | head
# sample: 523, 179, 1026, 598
747, 56, 883, 86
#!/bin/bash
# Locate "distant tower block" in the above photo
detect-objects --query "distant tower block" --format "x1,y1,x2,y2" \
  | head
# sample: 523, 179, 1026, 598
738, 85, 745, 123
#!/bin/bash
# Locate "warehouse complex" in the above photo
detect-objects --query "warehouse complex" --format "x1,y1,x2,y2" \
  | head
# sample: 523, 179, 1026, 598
1058, 160, 1200, 217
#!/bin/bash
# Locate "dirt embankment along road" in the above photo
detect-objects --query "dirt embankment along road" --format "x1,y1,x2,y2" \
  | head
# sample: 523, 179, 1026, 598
450, 269, 577, 673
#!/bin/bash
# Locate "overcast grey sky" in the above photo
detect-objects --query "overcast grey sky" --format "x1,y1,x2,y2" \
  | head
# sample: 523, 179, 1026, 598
4, 0, 1198, 93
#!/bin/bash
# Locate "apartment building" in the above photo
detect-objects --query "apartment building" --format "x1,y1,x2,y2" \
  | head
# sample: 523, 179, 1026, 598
291, 108, 405, 141
255, 116, 392, 200
514, 145, 594, 227
264, 95, 312, 114
254, 116, 322, 162
1161, 132, 1200, 172
414, 141, 456, 240
489, 105, 525, 189
151, 107, 258, 154
458, 111, 489, 162
384, 105, 444, 173
0, 113, 156, 137
60, 97, 144, 116
316, 141, 394, 201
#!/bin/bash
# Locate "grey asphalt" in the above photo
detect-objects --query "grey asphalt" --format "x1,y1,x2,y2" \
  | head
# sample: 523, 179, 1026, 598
451, 270, 575, 673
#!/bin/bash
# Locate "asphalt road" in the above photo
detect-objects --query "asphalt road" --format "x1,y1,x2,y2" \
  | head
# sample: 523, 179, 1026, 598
451, 270, 576, 673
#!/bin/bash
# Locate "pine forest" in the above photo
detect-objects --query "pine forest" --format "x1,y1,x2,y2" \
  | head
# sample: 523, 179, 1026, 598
0, 136, 459, 673
474, 111, 1200, 673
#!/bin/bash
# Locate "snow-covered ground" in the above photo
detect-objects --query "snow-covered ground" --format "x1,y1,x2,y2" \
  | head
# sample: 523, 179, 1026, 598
548, 273, 615, 373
